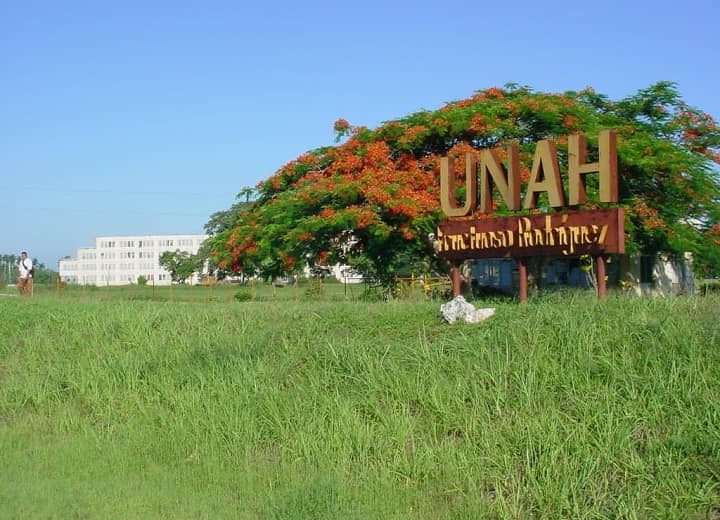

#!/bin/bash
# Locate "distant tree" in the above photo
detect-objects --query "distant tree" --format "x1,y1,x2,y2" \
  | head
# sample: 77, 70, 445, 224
238, 186, 256, 203
158, 250, 202, 283
31, 259, 58, 284
0, 254, 18, 285
207, 82, 720, 284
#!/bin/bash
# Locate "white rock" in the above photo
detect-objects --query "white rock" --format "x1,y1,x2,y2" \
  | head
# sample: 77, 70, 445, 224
440, 295, 495, 324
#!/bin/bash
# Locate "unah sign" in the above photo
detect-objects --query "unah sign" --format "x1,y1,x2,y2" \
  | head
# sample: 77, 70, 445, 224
436, 129, 624, 301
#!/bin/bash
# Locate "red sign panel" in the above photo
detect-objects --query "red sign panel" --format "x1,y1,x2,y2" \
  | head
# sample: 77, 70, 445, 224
436, 208, 625, 260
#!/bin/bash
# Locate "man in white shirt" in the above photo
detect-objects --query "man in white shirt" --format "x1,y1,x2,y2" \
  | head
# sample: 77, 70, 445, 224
17, 251, 33, 296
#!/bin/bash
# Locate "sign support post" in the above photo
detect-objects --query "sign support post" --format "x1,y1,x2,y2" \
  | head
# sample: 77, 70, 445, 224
596, 256, 607, 300
451, 261, 462, 297
518, 258, 528, 303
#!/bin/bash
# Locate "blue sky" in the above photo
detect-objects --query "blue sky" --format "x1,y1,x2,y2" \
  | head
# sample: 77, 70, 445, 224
2, 0, 719, 267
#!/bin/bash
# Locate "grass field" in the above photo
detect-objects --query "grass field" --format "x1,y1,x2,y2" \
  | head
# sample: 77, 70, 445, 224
0, 279, 374, 303
1, 285, 719, 518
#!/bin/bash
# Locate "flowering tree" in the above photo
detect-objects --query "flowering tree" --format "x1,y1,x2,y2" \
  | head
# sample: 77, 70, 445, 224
208, 82, 720, 283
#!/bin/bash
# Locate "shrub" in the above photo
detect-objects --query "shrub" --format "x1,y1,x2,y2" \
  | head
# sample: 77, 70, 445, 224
358, 288, 383, 302
234, 289, 252, 302
698, 279, 720, 295
137, 276, 148, 286
424, 288, 449, 301
304, 278, 324, 297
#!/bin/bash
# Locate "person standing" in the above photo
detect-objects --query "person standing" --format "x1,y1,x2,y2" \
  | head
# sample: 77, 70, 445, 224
17, 251, 33, 296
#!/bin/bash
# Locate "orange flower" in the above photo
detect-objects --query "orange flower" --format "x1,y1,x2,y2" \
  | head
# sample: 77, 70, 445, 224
333, 118, 350, 133
562, 114, 578, 129
283, 255, 297, 269
484, 87, 506, 99
469, 114, 487, 133
401, 125, 429, 144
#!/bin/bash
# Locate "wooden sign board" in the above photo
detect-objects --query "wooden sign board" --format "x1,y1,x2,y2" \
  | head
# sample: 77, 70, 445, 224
436, 208, 625, 260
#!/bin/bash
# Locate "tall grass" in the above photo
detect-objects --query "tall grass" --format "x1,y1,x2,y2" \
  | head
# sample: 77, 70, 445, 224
1, 292, 718, 518
1, 279, 367, 303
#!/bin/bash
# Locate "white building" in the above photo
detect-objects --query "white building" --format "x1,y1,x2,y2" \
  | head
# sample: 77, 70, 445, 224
59, 234, 208, 286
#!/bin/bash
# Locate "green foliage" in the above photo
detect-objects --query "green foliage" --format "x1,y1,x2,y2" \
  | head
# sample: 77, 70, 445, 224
233, 289, 252, 301
204, 199, 254, 236
304, 277, 324, 297
158, 250, 202, 283
357, 287, 383, 302
200, 194, 254, 280
136, 275, 148, 286
33, 265, 58, 284
208, 83, 720, 283
0, 254, 20, 286
698, 279, 720, 294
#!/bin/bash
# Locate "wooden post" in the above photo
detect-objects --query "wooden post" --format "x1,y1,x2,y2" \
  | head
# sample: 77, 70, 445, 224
450, 261, 462, 297
518, 257, 527, 303
596, 256, 607, 300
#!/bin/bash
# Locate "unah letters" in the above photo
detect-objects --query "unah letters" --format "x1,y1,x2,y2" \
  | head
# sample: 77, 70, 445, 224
440, 130, 617, 217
